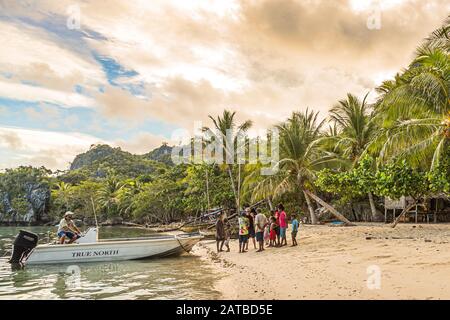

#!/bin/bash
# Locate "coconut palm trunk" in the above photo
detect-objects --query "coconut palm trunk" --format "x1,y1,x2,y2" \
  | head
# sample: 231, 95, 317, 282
227, 164, 239, 209
205, 168, 210, 212
303, 190, 318, 224
368, 192, 377, 221
237, 163, 241, 211
304, 190, 355, 226
391, 202, 418, 228
267, 197, 274, 211
203, 110, 252, 212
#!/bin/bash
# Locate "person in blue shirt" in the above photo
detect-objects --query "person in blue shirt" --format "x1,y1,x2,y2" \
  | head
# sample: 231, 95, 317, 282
291, 214, 299, 246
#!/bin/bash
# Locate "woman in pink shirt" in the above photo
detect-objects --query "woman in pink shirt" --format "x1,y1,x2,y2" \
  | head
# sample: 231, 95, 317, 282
278, 204, 288, 247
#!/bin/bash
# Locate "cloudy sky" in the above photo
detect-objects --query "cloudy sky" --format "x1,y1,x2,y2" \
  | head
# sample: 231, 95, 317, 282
0, 0, 448, 170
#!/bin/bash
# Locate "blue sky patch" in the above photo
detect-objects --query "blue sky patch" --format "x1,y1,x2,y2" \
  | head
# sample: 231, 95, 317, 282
94, 53, 138, 84
0, 97, 176, 144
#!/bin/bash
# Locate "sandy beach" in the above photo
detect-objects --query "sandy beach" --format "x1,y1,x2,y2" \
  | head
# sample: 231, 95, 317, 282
192, 223, 450, 300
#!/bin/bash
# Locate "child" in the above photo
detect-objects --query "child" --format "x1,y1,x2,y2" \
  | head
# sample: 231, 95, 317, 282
238, 211, 249, 253
263, 221, 270, 246
291, 214, 299, 246
269, 216, 277, 247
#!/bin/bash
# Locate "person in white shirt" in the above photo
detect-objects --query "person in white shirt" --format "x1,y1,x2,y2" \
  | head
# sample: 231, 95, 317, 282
57, 211, 81, 244
254, 208, 268, 252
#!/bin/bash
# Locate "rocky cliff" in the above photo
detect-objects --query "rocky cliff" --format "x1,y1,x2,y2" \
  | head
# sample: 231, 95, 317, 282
0, 183, 50, 224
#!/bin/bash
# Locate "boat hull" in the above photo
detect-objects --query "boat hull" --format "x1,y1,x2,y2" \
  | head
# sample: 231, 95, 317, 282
24, 235, 202, 265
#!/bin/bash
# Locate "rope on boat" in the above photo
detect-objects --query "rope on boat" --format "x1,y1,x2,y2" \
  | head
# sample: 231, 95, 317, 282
175, 235, 191, 254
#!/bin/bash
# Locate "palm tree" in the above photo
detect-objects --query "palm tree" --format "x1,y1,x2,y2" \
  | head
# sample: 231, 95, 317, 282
329, 93, 377, 162
251, 109, 341, 224
423, 15, 450, 53
328, 93, 379, 219
370, 44, 449, 170
203, 110, 252, 210
97, 177, 124, 217
117, 179, 144, 218
52, 181, 73, 210
242, 162, 277, 209
369, 16, 450, 170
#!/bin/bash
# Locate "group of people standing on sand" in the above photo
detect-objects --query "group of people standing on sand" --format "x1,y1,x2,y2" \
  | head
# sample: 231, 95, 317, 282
215, 204, 300, 253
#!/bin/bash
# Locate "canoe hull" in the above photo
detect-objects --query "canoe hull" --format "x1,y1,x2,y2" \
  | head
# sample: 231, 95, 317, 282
24, 235, 202, 265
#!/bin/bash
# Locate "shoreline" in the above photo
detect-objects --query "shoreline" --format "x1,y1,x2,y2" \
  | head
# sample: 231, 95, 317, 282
192, 223, 450, 300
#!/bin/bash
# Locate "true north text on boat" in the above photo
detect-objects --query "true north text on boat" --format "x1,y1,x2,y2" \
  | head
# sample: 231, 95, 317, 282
71, 250, 119, 257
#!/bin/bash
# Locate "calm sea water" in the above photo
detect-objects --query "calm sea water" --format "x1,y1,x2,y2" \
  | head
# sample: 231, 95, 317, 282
0, 226, 221, 300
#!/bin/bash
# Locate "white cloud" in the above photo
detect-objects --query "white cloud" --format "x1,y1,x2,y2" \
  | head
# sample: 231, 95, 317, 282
0, 20, 103, 85
0, 130, 23, 149
84, 0, 449, 130
0, 126, 172, 170
0, 80, 95, 107
349, 0, 406, 12
0, 126, 105, 170
114, 132, 172, 155
0, 18, 103, 108
0, 0, 448, 157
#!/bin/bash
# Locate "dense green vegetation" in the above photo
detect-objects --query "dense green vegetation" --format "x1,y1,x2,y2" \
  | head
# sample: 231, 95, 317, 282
67, 144, 167, 180
0, 144, 239, 223
0, 18, 449, 224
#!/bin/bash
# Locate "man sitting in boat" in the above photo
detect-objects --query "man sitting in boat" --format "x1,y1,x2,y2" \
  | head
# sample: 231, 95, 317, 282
58, 211, 81, 244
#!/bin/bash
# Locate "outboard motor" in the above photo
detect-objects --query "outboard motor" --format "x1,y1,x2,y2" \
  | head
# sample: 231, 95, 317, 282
9, 230, 39, 264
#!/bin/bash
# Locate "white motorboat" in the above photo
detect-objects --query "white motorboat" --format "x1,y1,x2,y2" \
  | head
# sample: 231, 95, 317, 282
9, 228, 203, 265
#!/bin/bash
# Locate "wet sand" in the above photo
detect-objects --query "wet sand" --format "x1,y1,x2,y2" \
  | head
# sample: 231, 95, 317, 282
192, 223, 450, 299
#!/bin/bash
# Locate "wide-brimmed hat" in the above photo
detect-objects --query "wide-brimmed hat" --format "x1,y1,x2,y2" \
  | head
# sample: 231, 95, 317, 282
64, 211, 75, 218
